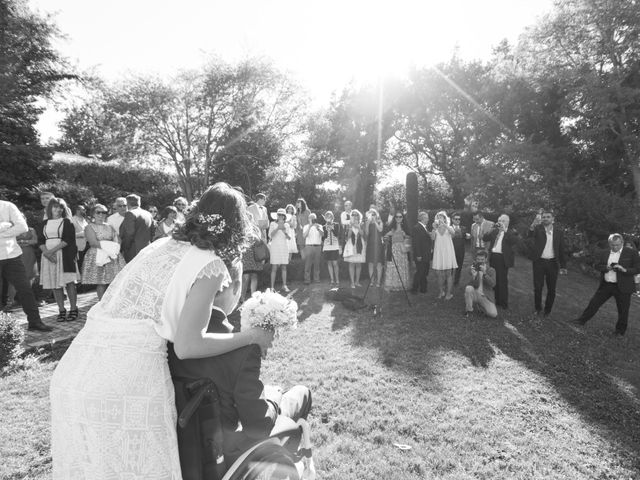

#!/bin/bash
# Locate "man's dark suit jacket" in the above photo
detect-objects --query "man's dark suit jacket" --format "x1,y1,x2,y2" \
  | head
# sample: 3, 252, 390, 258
593, 246, 640, 294
483, 228, 518, 268
119, 207, 153, 262
527, 225, 566, 267
167, 310, 278, 471
411, 222, 432, 260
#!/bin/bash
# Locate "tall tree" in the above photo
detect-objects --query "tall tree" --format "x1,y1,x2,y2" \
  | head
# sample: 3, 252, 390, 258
391, 57, 506, 208
0, 0, 73, 201
519, 0, 640, 201
57, 58, 304, 200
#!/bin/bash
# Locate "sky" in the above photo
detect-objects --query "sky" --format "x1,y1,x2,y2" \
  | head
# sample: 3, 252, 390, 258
32, 0, 554, 141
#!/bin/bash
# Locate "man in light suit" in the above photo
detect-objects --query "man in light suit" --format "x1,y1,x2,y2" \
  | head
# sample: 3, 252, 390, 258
470, 212, 494, 255
571, 233, 640, 336
528, 209, 567, 316
483, 214, 518, 309
119, 194, 154, 263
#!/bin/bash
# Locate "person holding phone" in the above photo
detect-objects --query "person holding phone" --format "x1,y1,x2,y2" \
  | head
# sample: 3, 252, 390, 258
482, 214, 518, 309
571, 233, 640, 336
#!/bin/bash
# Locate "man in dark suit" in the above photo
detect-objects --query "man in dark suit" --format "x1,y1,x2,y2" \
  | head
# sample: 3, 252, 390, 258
483, 214, 518, 309
411, 210, 432, 294
571, 234, 640, 336
451, 212, 466, 286
119, 194, 154, 263
528, 209, 567, 316
168, 307, 312, 476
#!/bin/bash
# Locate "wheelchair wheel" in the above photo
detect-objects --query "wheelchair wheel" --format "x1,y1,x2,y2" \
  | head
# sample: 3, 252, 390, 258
225, 442, 299, 480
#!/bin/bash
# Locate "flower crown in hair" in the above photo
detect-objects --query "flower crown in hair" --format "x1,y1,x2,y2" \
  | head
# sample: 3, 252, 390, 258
197, 214, 227, 235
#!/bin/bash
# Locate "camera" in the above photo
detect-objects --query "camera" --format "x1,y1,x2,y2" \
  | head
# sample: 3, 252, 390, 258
472, 262, 483, 271
610, 262, 619, 268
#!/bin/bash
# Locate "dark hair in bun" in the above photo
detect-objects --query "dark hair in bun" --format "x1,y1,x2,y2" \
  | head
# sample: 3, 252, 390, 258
172, 182, 250, 265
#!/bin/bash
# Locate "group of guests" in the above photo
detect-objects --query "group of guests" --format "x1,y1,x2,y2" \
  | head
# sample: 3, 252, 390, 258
0, 192, 193, 330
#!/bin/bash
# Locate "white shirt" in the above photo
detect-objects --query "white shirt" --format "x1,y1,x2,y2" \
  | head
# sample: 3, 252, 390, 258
107, 213, 125, 232
474, 221, 485, 248
303, 223, 324, 245
492, 231, 504, 254
0, 201, 28, 260
340, 210, 352, 227
491, 232, 504, 253
604, 250, 622, 283
541, 227, 555, 259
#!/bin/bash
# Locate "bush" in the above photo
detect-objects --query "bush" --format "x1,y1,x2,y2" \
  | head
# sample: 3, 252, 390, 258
0, 312, 25, 370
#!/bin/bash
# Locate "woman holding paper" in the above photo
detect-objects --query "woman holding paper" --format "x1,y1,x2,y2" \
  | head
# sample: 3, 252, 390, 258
82, 204, 126, 300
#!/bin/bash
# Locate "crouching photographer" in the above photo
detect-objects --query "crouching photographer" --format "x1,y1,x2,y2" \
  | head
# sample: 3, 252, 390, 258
464, 249, 497, 318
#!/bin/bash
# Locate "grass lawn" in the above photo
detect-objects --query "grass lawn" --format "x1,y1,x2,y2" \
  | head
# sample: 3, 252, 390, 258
2, 257, 640, 479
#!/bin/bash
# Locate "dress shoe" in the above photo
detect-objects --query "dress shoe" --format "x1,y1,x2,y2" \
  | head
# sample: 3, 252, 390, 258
28, 322, 53, 332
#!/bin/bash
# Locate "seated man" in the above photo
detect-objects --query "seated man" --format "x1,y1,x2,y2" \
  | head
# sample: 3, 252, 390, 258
464, 249, 498, 318
167, 271, 312, 479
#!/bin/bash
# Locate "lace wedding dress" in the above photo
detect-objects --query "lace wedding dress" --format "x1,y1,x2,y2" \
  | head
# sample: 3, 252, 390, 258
50, 237, 231, 479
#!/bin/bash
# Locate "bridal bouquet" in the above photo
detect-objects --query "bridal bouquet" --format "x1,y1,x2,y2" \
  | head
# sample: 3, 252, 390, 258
240, 290, 298, 337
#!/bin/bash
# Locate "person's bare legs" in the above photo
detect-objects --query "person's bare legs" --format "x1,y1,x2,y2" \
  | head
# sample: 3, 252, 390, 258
282, 266, 289, 291
348, 263, 356, 287
66, 282, 77, 310
445, 270, 454, 300
52, 287, 66, 312
96, 284, 108, 300
376, 263, 383, 286
271, 264, 278, 290
355, 264, 362, 286
250, 273, 258, 295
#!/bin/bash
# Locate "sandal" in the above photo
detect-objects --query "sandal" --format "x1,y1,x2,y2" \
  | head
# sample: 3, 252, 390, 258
67, 308, 79, 321
56, 310, 67, 322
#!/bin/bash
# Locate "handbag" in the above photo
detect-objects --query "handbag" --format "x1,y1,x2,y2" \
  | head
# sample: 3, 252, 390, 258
253, 239, 270, 263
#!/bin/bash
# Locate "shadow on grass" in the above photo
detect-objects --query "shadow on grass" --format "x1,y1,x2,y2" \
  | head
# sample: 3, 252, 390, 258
343, 255, 640, 469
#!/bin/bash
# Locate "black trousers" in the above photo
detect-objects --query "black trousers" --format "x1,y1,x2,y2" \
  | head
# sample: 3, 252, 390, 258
412, 259, 430, 293
0, 255, 41, 325
489, 253, 509, 308
533, 258, 559, 313
454, 246, 465, 285
578, 281, 631, 334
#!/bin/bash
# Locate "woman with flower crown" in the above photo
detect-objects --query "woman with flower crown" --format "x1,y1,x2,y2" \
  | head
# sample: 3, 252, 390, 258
49, 183, 274, 480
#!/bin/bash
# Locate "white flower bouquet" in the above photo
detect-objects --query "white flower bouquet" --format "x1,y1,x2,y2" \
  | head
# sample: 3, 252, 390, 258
240, 290, 298, 336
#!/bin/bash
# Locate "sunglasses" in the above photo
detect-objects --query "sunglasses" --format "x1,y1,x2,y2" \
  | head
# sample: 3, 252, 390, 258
95, 211, 108, 215
395, 215, 403, 219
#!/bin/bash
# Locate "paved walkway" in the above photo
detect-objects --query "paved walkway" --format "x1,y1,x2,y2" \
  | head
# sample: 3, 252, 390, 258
12, 292, 98, 351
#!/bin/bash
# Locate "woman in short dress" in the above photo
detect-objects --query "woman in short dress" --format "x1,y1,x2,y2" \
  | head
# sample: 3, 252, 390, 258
343, 209, 366, 288
431, 210, 458, 300
82, 204, 126, 300
268, 208, 293, 292
365, 208, 385, 287
38, 197, 80, 322
322, 211, 342, 285
384, 211, 411, 291
285, 203, 298, 260
153, 206, 179, 241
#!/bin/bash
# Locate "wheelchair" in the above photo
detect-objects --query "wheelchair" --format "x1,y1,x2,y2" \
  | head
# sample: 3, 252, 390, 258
175, 377, 314, 480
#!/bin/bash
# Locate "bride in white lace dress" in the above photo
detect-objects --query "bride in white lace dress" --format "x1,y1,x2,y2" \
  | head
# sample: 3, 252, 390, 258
49, 183, 273, 479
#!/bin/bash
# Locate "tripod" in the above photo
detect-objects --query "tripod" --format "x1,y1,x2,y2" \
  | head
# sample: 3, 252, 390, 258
383, 238, 412, 307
